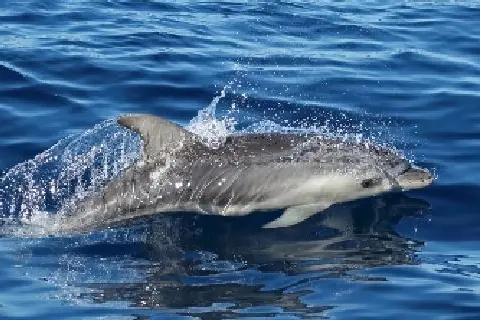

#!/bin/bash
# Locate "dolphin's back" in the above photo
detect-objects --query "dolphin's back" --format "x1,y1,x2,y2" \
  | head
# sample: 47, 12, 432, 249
205, 133, 407, 174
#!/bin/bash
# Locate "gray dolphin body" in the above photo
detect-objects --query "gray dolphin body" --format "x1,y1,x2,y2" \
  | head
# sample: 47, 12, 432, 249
59, 115, 433, 233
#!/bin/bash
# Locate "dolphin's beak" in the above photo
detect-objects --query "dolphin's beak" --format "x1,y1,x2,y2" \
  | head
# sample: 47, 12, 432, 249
397, 166, 434, 190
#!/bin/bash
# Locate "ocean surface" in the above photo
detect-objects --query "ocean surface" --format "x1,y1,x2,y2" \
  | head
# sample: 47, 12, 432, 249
0, 1, 479, 319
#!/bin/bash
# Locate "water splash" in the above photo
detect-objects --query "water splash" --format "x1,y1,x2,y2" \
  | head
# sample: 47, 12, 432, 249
187, 86, 237, 149
0, 120, 141, 235
185, 82, 406, 157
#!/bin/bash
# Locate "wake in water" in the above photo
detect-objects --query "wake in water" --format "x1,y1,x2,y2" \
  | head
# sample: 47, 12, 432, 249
0, 88, 406, 236
0, 121, 141, 235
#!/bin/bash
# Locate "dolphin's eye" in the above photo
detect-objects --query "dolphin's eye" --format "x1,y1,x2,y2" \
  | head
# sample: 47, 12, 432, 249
361, 178, 381, 188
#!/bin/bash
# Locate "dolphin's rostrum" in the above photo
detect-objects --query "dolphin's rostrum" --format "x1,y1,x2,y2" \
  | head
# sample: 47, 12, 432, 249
61, 114, 433, 232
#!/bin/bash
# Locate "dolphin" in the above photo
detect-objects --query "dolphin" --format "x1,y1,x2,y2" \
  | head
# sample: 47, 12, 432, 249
56, 114, 433, 233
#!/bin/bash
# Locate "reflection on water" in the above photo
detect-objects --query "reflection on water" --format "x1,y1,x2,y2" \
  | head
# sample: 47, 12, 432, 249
17, 193, 429, 317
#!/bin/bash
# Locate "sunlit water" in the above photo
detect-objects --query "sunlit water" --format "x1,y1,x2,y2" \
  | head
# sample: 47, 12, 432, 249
0, 1, 479, 319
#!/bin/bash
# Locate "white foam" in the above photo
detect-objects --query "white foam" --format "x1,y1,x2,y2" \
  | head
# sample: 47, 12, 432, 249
0, 120, 141, 236
187, 87, 236, 149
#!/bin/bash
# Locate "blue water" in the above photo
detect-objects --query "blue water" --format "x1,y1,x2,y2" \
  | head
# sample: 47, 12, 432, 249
1, 1, 480, 319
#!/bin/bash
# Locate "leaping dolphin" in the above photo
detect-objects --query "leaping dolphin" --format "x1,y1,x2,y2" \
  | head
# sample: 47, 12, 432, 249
57, 114, 433, 233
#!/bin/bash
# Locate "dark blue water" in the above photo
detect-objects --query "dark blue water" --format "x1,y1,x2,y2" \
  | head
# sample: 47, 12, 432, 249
1, 1, 479, 319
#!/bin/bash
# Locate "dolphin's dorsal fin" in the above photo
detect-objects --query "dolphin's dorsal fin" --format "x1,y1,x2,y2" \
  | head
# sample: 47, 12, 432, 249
117, 114, 196, 160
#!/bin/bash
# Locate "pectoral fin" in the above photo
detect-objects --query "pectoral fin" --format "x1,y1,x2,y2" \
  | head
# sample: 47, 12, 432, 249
263, 203, 331, 229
